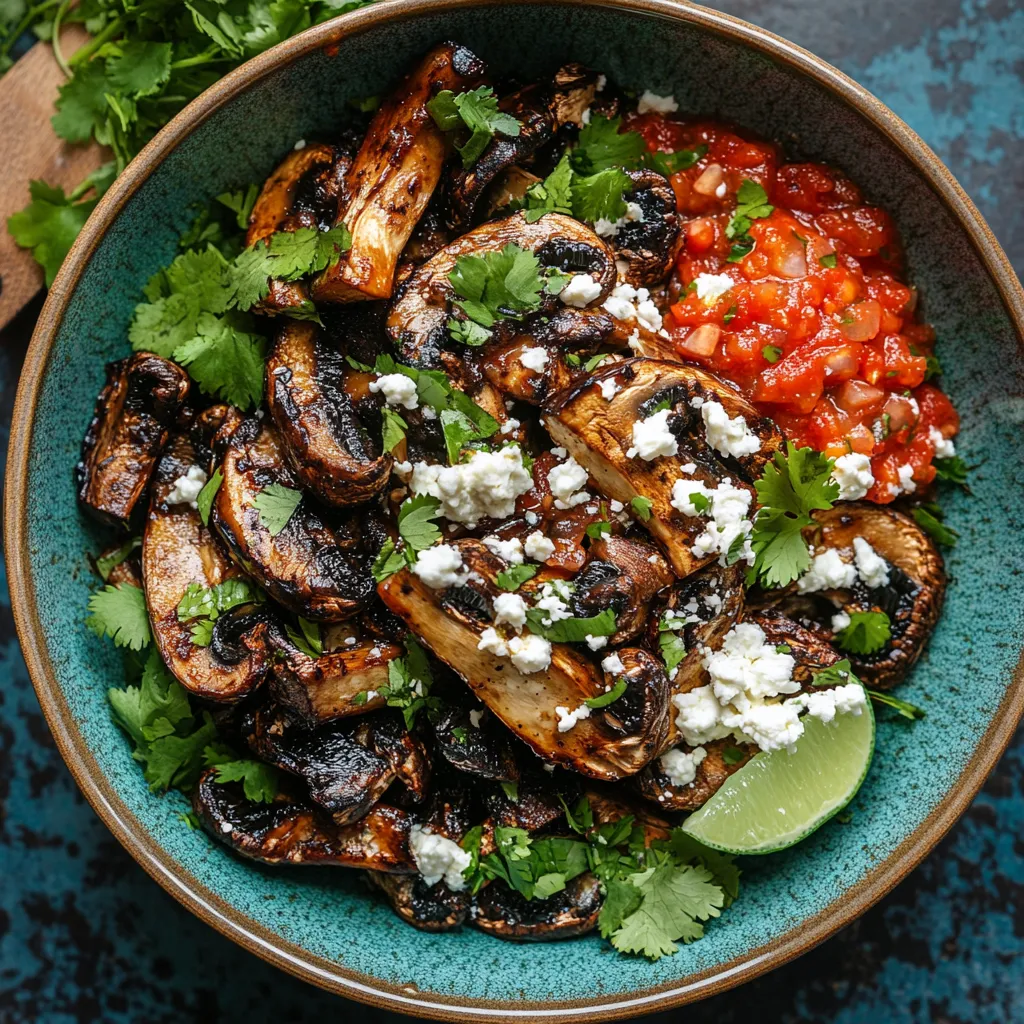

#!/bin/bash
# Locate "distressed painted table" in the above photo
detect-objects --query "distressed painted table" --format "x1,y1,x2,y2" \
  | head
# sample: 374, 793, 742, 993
1, 1, 1021, 1020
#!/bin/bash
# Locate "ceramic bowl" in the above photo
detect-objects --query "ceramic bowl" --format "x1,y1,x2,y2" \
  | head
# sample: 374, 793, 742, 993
6, 0, 1024, 1018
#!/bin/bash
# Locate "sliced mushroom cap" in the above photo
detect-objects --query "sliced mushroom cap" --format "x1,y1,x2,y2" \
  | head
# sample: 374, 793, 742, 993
598, 646, 671, 749
245, 142, 343, 315
446, 64, 597, 228
143, 434, 269, 703
368, 871, 471, 931
613, 168, 681, 286
266, 320, 392, 507
637, 737, 756, 812
354, 711, 434, 806
269, 634, 399, 725
807, 503, 945, 689
194, 770, 414, 871
378, 540, 668, 779
472, 873, 603, 941
311, 42, 486, 304
575, 533, 674, 644
190, 403, 244, 473
544, 358, 760, 577
77, 353, 190, 528
432, 702, 521, 781
484, 769, 582, 832
212, 417, 382, 621
583, 784, 673, 843
386, 212, 616, 367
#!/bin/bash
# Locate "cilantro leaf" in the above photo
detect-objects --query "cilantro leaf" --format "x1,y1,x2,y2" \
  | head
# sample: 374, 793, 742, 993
284, 617, 323, 659
835, 611, 892, 655
252, 483, 302, 536
750, 444, 839, 588
819, 253, 838, 269
377, 638, 439, 728
141, 713, 219, 792
725, 179, 774, 263
520, 152, 574, 222
173, 312, 267, 410
599, 877, 645, 938
398, 495, 443, 553
913, 506, 959, 546
525, 607, 616, 643
106, 41, 173, 98
428, 86, 522, 167
867, 689, 926, 721
810, 658, 861, 688
496, 564, 539, 591
630, 496, 654, 521
585, 678, 628, 709
659, 631, 687, 676
216, 185, 260, 230
372, 538, 407, 583
51, 59, 111, 143
87, 583, 151, 651
440, 408, 487, 464
572, 115, 647, 174
380, 406, 408, 453
570, 167, 631, 224
196, 467, 223, 527
932, 455, 969, 490
449, 243, 546, 328
641, 145, 708, 176
207, 753, 279, 803
95, 537, 141, 582
448, 318, 492, 346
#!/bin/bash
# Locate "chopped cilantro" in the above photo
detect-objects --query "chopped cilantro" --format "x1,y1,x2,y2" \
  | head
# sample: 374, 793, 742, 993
630, 496, 654, 521
398, 495, 443, 553
374, 638, 439, 728
252, 483, 302, 537
448, 243, 550, 329
195, 467, 223, 527
525, 607, 617, 643
725, 179, 773, 263
723, 304, 737, 324
867, 689, 926, 721
932, 455, 969, 490
427, 86, 522, 167
520, 152, 575, 222
571, 114, 647, 174
451, 726, 469, 744
380, 406, 408, 453
372, 538, 408, 583
810, 658, 860, 688
722, 745, 746, 766
819, 253, 838, 269
689, 492, 711, 514
86, 583, 151, 651
762, 344, 782, 363
284, 617, 322, 659
642, 145, 708, 176
500, 780, 520, 802
913, 506, 959, 547
496, 564, 540, 591
586, 519, 612, 539
586, 678, 628, 709
570, 166, 632, 224
95, 537, 141, 582
449, 319, 493, 346
835, 611, 892, 655
206, 750, 279, 803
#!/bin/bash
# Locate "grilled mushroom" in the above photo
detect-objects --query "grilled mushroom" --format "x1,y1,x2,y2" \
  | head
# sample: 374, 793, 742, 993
265, 320, 392, 507
472, 873, 603, 941
194, 770, 414, 870
446, 64, 598, 227
211, 417, 382, 621
246, 142, 343, 315
378, 540, 669, 779
77, 353, 190, 528
573, 534, 674, 644
432, 702, 521, 781
143, 435, 269, 702
484, 769, 582, 832
368, 872, 470, 931
311, 42, 486, 304
386, 212, 617, 367
612, 168, 681, 286
637, 737, 756, 812
543, 358, 772, 576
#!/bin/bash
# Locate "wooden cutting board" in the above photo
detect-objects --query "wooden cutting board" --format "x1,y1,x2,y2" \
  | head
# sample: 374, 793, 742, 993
0, 26, 106, 331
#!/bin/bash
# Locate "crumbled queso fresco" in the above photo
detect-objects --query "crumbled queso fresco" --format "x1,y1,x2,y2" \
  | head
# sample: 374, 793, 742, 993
670, 477, 755, 565
559, 273, 603, 308
699, 400, 761, 460
546, 455, 590, 508
797, 538, 890, 593
368, 372, 419, 409
166, 465, 207, 507
659, 745, 707, 787
408, 824, 472, 890
627, 408, 678, 461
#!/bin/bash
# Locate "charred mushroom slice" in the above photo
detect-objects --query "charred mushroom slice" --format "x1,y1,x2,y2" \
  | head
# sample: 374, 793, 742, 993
143, 435, 269, 702
194, 770, 414, 870
386, 212, 616, 367
432, 703, 520, 781
212, 417, 381, 621
472, 873, 603, 942
246, 142, 342, 315
354, 712, 433, 805
311, 42, 486, 304
637, 737, 756, 812
266, 320, 392, 507
270, 636, 399, 725
612, 168, 681, 286
598, 647, 671, 752
77, 353, 190, 528
804, 503, 945, 689
368, 872, 470, 931
584, 784, 672, 843
748, 610, 842, 684
484, 770, 581, 832
378, 540, 667, 779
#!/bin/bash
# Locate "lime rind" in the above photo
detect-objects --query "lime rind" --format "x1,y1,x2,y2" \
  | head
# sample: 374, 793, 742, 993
681, 696, 876, 856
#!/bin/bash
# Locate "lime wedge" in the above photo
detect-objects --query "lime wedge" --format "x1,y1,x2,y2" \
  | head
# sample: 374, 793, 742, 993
681, 702, 875, 855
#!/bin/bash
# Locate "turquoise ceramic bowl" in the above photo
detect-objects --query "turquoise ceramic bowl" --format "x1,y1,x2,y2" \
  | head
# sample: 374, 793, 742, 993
7, 0, 1024, 1018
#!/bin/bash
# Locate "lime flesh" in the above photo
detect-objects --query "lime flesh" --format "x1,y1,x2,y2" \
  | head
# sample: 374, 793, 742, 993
681, 701, 876, 855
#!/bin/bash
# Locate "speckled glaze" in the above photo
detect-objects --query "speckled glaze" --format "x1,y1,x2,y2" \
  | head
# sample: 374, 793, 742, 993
5, 0, 1024, 1019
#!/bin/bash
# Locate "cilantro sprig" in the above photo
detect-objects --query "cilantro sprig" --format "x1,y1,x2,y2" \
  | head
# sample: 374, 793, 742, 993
427, 86, 522, 167
355, 638, 439, 728
176, 578, 263, 646
87, 582, 151, 651
725, 179, 774, 262
835, 611, 892, 655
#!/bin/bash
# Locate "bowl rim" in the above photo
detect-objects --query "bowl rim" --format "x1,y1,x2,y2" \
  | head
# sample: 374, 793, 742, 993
6, 0, 1024, 1018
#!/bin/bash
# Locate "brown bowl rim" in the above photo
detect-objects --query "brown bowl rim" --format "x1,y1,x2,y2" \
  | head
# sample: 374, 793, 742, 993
6, 0, 1024, 1018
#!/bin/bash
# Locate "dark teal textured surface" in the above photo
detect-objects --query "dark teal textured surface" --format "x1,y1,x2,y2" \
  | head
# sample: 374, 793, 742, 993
1, 0, 1022, 1020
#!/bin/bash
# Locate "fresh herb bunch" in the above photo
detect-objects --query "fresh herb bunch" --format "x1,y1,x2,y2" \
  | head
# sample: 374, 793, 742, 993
3, 0, 376, 282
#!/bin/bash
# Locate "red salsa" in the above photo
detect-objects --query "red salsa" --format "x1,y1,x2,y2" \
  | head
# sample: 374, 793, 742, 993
627, 114, 959, 503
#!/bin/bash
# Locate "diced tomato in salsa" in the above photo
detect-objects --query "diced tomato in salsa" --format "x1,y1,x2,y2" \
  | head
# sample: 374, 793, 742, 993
626, 114, 959, 503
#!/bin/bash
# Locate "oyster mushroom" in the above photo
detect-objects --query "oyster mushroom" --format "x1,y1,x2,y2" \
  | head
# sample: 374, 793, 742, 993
143, 435, 270, 703
211, 417, 383, 621
311, 42, 486, 304
610, 168, 681, 286
77, 353, 191, 528
246, 142, 344, 315
472, 873, 603, 942
377, 540, 669, 779
386, 212, 617, 367
544, 358, 776, 576
193, 769, 415, 871
265, 320, 392, 507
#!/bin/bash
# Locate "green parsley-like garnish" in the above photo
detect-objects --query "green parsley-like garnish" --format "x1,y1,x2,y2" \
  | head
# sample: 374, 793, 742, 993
725, 179, 774, 263
835, 611, 892, 655
196, 468, 223, 527
525, 607, 617, 643
630, 496, 654, 522
427, 86, 522, 167
866, 689, 926, 721
912, 505, 959, 547
496, 564, 540, 591
95, 536, 141, 582
252, 482, 303, 537
585, 678, 628, 709
176, 578, 263, 647
86, 582, 151, 651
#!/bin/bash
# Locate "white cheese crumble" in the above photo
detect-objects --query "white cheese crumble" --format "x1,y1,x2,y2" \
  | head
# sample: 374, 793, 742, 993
796, 548, 858, 593
602, 282, 663, 332
408, 825, 471, 890
660, 745, 707, 787
602, 652, 626, 676
928, 425, 956, 459
559, 274, 603, 308
896, 462, 917, 494
831, 452, 874, 500
595, 201, 645, 238
500, 417, 520, 435
700, 400, 761, 460
596, 74, 607, 91
519, 346, 550, 373
493, 591, 528, 631
637, 90, 678, 113
598, 377, 621, 401
369, 372, 419, 410
547, 456, 590, 508
477, 626, 509, 657
481, 534, 524, 564
411, 446, 533, 528
507, 632, 552, 673
524, 531, 555, 562
585, 634, 608, 651
166, 465, 208, 508
293, 138, 306, 150
555, 702, 592, 733
670, 477, 754, 565
533, 583, 572, 626
853, 536, 890, 588
412, 544, 470, 589
831, 611, 852, 633
469, 709, 484, 728
627, 408, 678, 460
693, 273, 734, 304
792, 683, 866, 724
